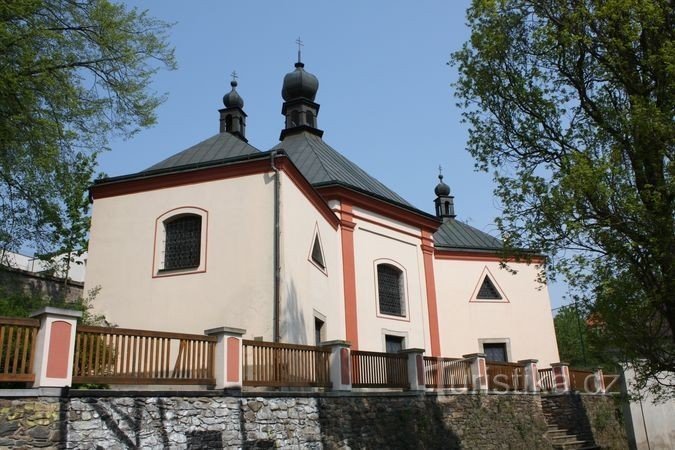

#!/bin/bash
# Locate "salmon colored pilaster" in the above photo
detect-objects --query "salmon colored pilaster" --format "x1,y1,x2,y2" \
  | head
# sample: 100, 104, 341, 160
340, 347, 351, 385
226, 337, 240, 383
421, 230, 441, 356
340, 203, 359, 349
46, 321, 72, 378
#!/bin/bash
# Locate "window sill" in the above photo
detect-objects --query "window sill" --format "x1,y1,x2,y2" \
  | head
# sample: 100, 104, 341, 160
154, 265, 204, 278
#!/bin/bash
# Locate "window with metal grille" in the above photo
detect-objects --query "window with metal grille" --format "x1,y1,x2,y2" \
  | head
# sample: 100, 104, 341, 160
163, 215, 201, 270
377, 264, 405, 317
477, 276, 502, 300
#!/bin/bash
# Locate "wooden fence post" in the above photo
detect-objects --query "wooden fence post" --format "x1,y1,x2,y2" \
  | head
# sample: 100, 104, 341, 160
551, 362, 571, 393
518, 359, 540, 392
462, 353, 488, 392
401, 348, 425, 391
30, 307, 81, 388
204, 326, 245, 389
321, 340, 351, 391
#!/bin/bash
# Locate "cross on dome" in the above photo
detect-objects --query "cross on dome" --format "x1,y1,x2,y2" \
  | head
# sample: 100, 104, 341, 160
296, 37, 304, 63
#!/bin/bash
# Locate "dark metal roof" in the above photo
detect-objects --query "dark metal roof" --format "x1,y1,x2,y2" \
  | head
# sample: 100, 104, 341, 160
145, 132, 260, 172
433, 218, 503, 250
271, 131, 412, 207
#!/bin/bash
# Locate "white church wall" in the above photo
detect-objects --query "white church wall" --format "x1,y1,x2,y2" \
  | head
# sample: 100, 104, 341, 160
434, 258, 560, 366
86, 173, 276, 338
278, 173, 344, 345
351, 207, 430, 352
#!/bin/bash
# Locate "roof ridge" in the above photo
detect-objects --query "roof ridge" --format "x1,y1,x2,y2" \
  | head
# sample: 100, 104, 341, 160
301, 132, 335, 183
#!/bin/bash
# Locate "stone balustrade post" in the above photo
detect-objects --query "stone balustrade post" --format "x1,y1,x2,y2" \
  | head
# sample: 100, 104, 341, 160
462, 353, 488, 392
593, 367, 606, 394
401, 348, 425, 391
204, 326, 246, 389
321, 340, 352, 391
551, 362, 571, 393
30, 307, 82, 388
518, 359, 539, 392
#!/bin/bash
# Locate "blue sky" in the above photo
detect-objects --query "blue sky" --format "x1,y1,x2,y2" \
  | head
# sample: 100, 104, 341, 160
103, 0, 567, 309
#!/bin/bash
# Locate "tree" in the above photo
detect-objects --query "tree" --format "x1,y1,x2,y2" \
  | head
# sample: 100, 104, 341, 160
0, 0, 175, 261
451, 0, 674, 398
553, 304, 614, 370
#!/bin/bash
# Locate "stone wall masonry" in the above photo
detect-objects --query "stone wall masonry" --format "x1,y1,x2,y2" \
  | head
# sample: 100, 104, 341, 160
0, 390, 629, 449
317, 392, 551, 449
67, 396, 241, 449
542, 393, 629, 450
0, 397, 61, 448
580, 394, 630, 450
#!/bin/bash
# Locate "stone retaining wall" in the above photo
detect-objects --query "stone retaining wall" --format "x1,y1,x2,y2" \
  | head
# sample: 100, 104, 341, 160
0, 391, 628, 449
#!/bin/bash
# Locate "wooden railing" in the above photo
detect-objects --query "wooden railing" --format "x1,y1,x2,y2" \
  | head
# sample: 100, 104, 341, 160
0, 317, 39, 383
241, 340, 331, 388
569, 368, 596, 392
423, 356, 472, 389
538, 367, 555, 392
603, 373, 621, 393
72, 326, 216, 385
486, 361, 524, 391
351, 350, 409, 389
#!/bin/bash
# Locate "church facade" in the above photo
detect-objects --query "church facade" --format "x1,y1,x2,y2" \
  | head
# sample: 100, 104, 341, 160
85, 58, 560, 366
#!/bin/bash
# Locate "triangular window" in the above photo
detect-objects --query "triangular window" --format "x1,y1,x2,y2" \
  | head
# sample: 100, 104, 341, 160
477, 276, 502, 300
470, 267, 508, 303
311, 236, 324, 268
309, 225, 326, 271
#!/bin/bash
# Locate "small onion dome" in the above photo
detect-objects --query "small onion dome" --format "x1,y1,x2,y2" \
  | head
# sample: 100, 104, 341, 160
434, 174, 451, 196
223, 80, 244, 109
282, 62, 319, 102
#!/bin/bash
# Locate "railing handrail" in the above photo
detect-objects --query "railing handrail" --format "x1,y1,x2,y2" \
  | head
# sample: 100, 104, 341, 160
0, 316, 40, 327
485, 360, 523, 368
242, 339, 331, 388
423, 356, 463, 363
242, 339, 330, 352
73, 326, 216, 385
351, 349, 407, 358
77, 325, 217, 342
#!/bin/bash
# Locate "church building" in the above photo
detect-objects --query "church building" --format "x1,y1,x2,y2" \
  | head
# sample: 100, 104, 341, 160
85, 56, 560, 366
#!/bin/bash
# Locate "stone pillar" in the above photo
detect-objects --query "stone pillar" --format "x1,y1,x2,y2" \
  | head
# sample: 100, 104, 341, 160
321, 340, 351, 391
401, 348, 425, 391
30, 307, 82, 388
551, 362, 571, 393
205, 326, 246, 389
462, 353, 488, 392
594, 367, 606, 394
518, 359, 539, 392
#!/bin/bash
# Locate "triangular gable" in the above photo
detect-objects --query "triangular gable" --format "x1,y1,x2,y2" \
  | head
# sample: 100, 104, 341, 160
469, 267, 509, 303
308, 224, 326, 272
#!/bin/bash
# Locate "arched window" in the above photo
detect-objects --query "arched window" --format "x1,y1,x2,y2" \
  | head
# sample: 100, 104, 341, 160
305, 111, 314, 127
225, 114, 233, 132
291, 110, 300, 127
377, 263, 405, 317
163, 214, 202, 270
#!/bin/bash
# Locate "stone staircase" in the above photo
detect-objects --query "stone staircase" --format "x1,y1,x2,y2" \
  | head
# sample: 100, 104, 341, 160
541, 396, 599, 450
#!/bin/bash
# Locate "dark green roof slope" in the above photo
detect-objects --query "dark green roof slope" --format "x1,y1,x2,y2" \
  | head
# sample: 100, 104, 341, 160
145, 132, 260, 172
433, 219, 503, 250
271, 132, 412, 207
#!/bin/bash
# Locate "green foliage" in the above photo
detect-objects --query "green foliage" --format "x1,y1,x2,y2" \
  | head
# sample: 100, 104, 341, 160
553, 304, 614, 370
451, 0, 674, 398
0, 285, 107, 326
0, 0, 176, 259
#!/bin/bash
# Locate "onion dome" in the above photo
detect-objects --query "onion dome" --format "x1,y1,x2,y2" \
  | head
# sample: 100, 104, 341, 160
434, 174, 451, 196
282, 62, 319, 102
223, 80, 244, 109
